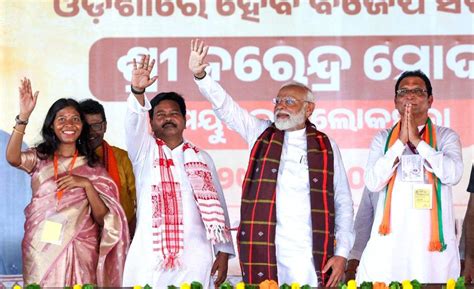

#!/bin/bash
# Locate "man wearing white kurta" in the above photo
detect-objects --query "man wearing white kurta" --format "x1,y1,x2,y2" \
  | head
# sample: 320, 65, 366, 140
189, 40, 354, 287
357, 70, 463, 283
345, 188, 379, 280
122, 55, 235, 289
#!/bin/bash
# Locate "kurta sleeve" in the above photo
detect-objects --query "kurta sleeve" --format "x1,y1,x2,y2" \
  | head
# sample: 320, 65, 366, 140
125, 94, 153, 166
416, 127, 463, 186
330, 139, 355, 258
201, 150, 236, 258
364, 130, 405, 193
194, 72, 271, 147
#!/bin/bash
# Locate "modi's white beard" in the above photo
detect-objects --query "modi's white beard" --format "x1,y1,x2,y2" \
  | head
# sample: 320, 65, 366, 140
274, 106, 307, 130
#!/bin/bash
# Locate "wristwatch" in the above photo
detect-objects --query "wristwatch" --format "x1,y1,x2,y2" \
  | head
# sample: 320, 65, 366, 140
15, 115, 29, 125
130, 85, 145, 95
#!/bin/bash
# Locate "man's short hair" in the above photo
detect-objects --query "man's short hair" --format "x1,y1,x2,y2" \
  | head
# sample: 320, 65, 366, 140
280, 81, 316, 102
149, 92, 187, 120
395, 70, 433, 97
79, 99, 107, 122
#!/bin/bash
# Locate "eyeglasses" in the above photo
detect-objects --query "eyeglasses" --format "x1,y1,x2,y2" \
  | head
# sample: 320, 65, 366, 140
89, 121, 105, 130
272, 97, 309, 106
396, 88, 428, 98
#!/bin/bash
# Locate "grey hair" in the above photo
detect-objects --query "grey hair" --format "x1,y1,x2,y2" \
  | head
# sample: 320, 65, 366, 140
279, 81, 315, 102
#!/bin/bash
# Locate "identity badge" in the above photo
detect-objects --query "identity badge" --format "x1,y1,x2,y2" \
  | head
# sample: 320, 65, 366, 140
401, 154, 424, 182
413, 184, 433, 209
40, 214, 68, 245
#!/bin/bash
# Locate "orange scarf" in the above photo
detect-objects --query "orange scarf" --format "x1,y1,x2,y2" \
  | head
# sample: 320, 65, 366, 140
378, 118, 445, 251
101, 141, 121, 201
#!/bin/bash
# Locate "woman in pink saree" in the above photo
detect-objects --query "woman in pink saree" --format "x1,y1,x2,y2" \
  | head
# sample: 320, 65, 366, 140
6, 78, 129, 287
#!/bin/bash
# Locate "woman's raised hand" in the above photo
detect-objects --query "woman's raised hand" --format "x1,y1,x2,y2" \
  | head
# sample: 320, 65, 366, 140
19, 77, 39, 120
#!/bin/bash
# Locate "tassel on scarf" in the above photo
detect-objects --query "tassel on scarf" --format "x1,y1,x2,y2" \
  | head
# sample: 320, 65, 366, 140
161, 255, 181, 270
205, 223, 231, 244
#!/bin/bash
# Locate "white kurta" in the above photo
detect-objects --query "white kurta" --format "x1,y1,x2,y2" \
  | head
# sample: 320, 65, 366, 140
274, 128, 318, 285
194, 73, 354, 286
357, 125, 463, 283
123, 95, 235, 289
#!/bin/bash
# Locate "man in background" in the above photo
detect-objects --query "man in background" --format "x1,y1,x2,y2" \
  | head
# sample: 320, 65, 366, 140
79, 99, 137, 237
345, 187, 379, 280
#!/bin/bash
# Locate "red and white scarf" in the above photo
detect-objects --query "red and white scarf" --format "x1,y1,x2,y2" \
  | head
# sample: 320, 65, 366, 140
151, 139, 231, 269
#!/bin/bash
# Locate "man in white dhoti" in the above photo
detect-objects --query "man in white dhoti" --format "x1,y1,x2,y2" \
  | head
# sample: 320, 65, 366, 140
188, 39, 354, 287
122, 55, 235, 289
357, 70, 463, 283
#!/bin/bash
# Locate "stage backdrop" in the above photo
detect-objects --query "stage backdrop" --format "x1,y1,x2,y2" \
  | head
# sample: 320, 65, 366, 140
1, 0, 473, 276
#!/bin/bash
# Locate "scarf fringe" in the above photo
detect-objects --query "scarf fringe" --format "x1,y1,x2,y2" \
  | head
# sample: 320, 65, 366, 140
378, 224, 390, 235
158, 255, 182, 270
205, 223, 231, 244
428, 241, 447, 252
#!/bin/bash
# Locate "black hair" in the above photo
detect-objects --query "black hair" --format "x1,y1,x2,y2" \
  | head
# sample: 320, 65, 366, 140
395, 70, 433, 97
36, 98, 98, 166
79, 98, 106, 122
148, 92, 187, 120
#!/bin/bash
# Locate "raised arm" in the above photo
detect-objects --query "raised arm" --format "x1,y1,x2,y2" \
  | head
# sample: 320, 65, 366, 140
130, 55, 158, 106
6, 78, 38, 167
189, 39, 270, 146
189, 39, 209, 80
125, 55, 158, 163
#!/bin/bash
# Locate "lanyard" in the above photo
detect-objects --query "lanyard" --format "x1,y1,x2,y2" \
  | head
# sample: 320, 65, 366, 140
54, 150, 79, 202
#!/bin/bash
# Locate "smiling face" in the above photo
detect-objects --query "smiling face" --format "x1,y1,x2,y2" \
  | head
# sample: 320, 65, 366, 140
395, 76, 433, 122
84, 113, 106, 150
273, 85, 315, 131
51, 106, 83, 145
150, 99, 186, 142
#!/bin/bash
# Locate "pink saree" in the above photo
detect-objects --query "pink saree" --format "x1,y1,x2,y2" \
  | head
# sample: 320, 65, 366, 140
19, 149, 129, 287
